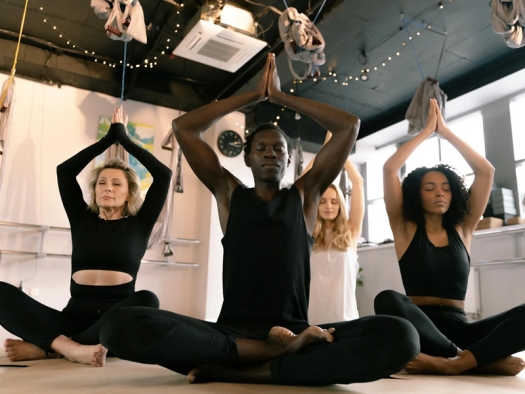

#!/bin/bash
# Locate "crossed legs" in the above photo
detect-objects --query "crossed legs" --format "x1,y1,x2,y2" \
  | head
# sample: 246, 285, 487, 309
374, 290, 525, 375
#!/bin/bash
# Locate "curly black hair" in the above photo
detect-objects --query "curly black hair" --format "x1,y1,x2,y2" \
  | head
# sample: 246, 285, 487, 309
243, 123, 293, 158
401, 164, 471, 227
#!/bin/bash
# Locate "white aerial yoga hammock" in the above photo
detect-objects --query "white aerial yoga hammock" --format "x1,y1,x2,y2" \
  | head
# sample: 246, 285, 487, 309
0, 0, 29, 197
278, 6, 326, 80
99, 0, 148, 44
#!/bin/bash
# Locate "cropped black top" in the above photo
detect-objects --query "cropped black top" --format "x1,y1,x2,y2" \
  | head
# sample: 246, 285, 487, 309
399, 225, 470, 300
56, 123, 171, 289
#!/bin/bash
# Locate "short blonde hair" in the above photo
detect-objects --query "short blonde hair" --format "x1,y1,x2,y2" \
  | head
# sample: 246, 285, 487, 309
88, 158, 143, 216
313, 184, 351, 252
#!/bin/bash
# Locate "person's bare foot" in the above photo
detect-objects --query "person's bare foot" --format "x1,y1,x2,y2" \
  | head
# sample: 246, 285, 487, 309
473, 356, 525, 376
188, 362, 271, 384
236, 326, 335, 363
4, 339, 61, 362
405, 353, 456, 375
62, 343, 108, 367
266, 325, 335, 357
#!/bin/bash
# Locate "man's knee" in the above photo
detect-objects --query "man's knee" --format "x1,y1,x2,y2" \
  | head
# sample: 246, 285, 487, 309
99, 308, 132, 354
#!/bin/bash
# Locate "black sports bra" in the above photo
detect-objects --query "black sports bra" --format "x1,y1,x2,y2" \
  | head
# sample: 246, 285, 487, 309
399, 225, 470, 300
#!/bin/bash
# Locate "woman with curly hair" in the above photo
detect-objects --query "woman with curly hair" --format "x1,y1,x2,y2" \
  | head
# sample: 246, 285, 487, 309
375, 98, 525, 376
302, 132, 364, 324
0, 106, 171, 367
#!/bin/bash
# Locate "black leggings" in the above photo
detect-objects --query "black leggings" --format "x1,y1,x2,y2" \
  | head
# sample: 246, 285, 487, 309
0, 281, 159, 354
99, 306, 420, 385
374, 290, 525, 366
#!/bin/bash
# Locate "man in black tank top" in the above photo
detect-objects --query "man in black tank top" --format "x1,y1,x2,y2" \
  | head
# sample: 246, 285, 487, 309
99, 53, 420, 385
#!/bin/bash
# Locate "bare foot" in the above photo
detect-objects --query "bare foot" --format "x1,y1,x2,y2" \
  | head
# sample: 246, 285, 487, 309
63, 343, 108, 367
4, 339, 61, 362
474, 356, 525, 376
266, 326, 335, 357
236, 326, 335, 364
406, 353, 456, 375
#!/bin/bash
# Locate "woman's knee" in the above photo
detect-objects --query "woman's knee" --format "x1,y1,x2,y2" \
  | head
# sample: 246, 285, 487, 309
133, 290, 160, 308
374, 290, 406, 315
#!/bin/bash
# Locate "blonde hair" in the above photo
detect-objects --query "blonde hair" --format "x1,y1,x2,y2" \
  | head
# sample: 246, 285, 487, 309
88, 158, 143, 216
313, 184, 351, 252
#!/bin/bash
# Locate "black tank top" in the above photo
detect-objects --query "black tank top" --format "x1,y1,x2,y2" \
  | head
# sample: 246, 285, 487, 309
399, 225, 470, 300
217, 185, 313, 333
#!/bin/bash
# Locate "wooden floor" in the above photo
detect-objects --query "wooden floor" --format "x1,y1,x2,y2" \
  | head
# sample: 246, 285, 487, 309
1, 353, 525, 394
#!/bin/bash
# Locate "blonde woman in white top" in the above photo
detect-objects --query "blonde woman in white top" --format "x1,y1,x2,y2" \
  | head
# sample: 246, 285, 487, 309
302, 132, 364, 324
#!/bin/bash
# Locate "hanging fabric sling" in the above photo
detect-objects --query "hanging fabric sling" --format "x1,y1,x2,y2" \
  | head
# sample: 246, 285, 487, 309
491, 0, 525, 48
104, 0, 148, 44
0, 0, 29, 196
402, 17, 448, 135
150, 128, 184, 255
278, 6, 326, 80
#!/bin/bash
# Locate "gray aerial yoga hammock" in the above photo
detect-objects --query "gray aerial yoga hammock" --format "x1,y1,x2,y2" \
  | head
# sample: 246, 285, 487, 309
278, 6, 326, 80
402, 17, 448, 135
491, 0, 525, 48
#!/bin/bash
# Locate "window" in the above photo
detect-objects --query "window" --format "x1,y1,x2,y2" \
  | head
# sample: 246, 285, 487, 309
365, 145, 396, 243
441, 112, 485, 178
404, 112, 484, 189
405, 136, 440, 174
510, 93, 525, 216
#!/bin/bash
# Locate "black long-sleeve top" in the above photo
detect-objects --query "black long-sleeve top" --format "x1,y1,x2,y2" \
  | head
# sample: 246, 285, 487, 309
56, 123, 172, 284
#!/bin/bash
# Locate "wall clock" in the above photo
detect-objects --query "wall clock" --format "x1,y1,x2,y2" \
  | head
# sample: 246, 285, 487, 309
217, 130, 243, 157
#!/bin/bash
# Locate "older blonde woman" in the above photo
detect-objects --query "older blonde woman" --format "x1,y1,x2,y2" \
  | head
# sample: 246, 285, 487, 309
1, 107, 171, 367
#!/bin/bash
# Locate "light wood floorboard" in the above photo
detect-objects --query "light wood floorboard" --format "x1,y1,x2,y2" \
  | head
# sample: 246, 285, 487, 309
1, 353, 524, 394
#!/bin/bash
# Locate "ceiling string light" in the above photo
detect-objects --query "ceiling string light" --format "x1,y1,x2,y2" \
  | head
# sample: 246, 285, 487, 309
34, 3, 159, 70
281, 0, 449, 89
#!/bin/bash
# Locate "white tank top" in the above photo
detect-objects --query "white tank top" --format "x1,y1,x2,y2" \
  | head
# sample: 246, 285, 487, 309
308, 244, 359, 325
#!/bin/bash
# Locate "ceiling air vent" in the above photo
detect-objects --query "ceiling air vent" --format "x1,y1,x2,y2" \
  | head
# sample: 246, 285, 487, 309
173, 20, 266, 73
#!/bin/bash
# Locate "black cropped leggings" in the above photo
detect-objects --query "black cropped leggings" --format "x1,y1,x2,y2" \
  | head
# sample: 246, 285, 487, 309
0, 281, 159, 354
374, 290, 525, 366
99, 306, 420, 386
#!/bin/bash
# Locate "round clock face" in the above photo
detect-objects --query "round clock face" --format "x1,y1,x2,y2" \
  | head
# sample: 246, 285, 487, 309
217, 130, 243, 158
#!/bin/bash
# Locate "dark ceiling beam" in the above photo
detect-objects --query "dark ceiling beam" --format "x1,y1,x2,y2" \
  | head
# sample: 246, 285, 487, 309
358, 47, 525, 140
0, 32, 219, 111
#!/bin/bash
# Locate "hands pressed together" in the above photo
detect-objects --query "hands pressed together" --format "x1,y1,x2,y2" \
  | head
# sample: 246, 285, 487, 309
112, 105, 125, 124
255, 53, 283, 103
424, 98, 451, 138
